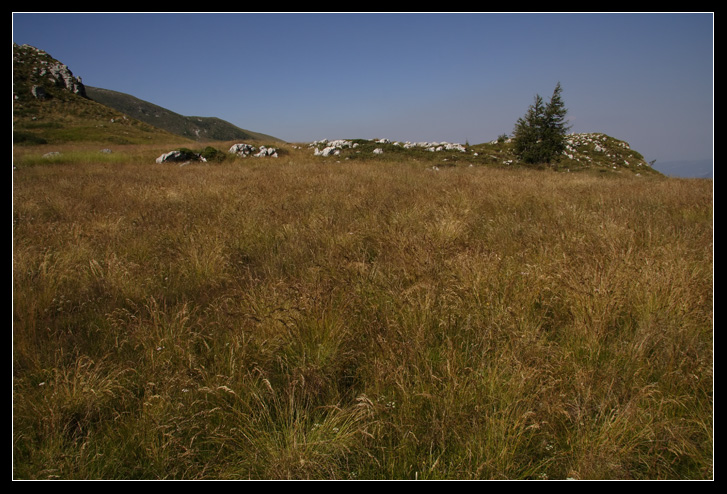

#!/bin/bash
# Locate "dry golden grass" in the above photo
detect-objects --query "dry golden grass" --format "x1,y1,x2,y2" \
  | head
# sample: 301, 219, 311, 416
13, 145, 712, 479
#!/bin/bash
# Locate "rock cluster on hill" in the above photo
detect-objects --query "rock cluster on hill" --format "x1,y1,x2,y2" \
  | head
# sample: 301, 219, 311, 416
308, 138, 468, 156
229, 143, 278, 158
155, 143, 280, 164
13, 44, 87, 100
561, 133, 649, 170
400, 141, 467, 152
309, 139, 358, 156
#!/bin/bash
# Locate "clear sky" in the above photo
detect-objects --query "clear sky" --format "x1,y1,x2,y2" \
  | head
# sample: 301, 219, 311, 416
12, 12, 713, 164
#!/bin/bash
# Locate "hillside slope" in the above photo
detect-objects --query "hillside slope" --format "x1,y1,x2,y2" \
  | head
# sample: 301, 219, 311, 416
85, 86, 283, 144
305, 135, 662, 176
12, 43, 282, 146
13, 44, 188, 146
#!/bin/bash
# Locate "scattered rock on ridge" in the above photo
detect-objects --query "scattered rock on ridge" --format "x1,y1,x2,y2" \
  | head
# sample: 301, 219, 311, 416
229, 143, 278, 158
561, 133, 650, 169
309, 138, 468, 156
309, 139, 358, 157
402, 141, 467, 152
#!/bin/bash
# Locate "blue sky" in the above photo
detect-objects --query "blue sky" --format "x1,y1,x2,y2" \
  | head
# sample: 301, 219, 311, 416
13, 12, 713, 164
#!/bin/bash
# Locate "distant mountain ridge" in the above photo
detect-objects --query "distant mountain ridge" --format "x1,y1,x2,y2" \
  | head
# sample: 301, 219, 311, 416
84, 86, 283, 143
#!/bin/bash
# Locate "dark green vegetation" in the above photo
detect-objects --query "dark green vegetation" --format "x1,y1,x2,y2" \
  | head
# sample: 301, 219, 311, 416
512, 82, 571, 166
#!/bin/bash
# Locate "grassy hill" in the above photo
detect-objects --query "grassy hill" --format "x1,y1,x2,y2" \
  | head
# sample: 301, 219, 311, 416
304, 134, 662, 176
13, 44, 186, 146
13, 43, 282, 146
84, 86, 283, 144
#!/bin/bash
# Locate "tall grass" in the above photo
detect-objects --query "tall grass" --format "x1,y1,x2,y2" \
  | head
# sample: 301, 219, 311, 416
13, 146, 713, 479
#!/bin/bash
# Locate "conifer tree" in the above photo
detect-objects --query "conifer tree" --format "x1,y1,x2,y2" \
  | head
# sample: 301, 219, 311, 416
513, 82, 570, 166
542, 82, 570, 160
513, 93, 547, 165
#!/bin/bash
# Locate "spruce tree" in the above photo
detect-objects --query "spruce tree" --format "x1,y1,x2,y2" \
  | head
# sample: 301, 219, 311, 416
542, 82, 570, 161
512, 93, 547, 165
513, 82, 570, 166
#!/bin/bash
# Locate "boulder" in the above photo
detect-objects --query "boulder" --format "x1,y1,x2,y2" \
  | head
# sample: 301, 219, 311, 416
155, 150, 205, 164
229, 143, 278, 158
229, 143, 256, 156
31, 85, 48, 100
314, 146, 340, 157
254, 146, 278, 158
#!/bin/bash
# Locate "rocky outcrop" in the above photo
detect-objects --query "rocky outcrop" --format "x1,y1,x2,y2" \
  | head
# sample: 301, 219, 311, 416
14, 44, 86, 99
309, 139, 358, 157
31, 85, 48, 100
229, 143, 256, 156
229, 143, 279, 158
401, 141, 467, 152
155, 143, 280, 165
309, 138, 468, 156
560, 133, 650, 169
155, 150, 205, 164
44, 60, 86, 96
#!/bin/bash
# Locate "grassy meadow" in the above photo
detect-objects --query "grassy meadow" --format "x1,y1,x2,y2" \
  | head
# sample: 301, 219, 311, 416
12, 144, 713, 479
